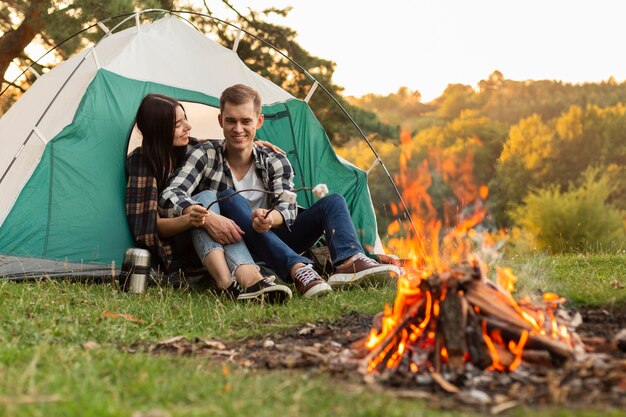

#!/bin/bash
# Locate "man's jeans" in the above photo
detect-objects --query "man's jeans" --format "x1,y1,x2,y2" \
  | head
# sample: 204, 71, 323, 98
219, 189, 364, 282
190, 190, 256, 274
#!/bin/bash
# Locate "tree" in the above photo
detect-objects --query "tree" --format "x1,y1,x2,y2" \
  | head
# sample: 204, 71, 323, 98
347, 86, 431, 135
0, 1, 172, 90
434, 83, 475, 120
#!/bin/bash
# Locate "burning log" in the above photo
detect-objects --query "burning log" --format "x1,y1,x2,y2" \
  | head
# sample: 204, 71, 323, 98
464, 280, 535, 331
484, 317, 573, 361
438, 280, 467, 371
362, 298, 426, 373
465, 304, 493, 369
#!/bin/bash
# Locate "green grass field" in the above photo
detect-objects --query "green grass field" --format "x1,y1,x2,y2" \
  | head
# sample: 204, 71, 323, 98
1, 253, 624, 417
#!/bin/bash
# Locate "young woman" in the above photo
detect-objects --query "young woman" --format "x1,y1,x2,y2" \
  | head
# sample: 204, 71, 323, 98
125, 93, 291, 302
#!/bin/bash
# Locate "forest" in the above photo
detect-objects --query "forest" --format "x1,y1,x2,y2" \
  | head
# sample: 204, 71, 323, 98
340, 71, 626, 253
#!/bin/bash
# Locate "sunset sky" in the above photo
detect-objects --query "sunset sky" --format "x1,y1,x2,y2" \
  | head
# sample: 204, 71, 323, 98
204, 0, 626, 101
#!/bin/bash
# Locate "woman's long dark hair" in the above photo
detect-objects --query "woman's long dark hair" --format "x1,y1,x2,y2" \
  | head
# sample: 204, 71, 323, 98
135, 94, 188, 190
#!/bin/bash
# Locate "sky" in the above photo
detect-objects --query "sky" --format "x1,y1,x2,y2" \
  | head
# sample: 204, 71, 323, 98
201, 0, 626, 102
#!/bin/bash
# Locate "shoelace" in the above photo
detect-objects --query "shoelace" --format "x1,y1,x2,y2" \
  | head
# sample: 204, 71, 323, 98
295, 265, 318, 286
229, 280, 243, 295
354, 253, 379, 266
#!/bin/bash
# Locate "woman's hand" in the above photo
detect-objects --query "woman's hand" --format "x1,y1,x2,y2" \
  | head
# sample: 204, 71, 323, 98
157, 205, 207, 238
183, 205, 208, 228
255, 139, 285, 155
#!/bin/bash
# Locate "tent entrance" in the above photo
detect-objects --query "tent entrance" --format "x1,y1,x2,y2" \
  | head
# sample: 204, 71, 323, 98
127, 102, 223, 155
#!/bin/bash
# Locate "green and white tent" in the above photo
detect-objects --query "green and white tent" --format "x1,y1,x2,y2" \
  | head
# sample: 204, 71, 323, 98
0, 12, 383, 279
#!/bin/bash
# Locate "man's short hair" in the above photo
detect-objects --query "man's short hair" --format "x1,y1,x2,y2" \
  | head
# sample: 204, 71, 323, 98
220, 84, 262, 115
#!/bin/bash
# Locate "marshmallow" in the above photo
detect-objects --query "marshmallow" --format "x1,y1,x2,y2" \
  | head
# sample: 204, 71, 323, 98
312, 184, 329, 199
278, 190, 298, 204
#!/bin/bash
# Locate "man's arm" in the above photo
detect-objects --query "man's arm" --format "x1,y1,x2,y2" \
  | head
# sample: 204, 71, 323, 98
159, 144, 212, 216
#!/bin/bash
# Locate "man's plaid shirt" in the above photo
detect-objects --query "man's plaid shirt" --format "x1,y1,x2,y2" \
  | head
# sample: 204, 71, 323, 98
159, 140, 297, 226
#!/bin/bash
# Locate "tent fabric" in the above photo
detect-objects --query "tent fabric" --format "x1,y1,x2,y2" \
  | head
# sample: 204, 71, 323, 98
0, 14, 381, 278
0, 254, 113, 280
258, 100, 378, 250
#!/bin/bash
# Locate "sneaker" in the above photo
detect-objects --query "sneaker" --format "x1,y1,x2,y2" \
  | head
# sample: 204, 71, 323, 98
327, 253, 400, 288
237, 278, 292, 303
292, 264, 332, 298
222, 280, 243, 299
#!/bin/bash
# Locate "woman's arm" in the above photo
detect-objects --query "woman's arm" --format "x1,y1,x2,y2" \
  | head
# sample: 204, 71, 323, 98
255, 139, 285, 155
156, 205, 207, 238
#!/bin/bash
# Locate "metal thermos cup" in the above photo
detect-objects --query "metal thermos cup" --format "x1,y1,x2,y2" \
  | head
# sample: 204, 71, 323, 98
119, 248, 151, 293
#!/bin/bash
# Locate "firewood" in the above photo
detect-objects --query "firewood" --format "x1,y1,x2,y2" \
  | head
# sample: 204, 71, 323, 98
465, 281, 535, 331
431, 371, 460, 393
363, 298, 426, 372
361, 261, 578, 383
484, 317, 574, 360
491, 342, 515, 369
466, 304, 493, 369
439, 280, 466, 371
433, 330, 444, 372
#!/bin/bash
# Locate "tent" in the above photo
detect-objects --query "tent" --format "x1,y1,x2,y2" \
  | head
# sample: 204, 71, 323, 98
0, 11, 383, 279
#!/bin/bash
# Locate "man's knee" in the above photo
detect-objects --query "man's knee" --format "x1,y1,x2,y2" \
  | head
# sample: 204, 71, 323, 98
323, 193, 348, 209
218, 188, 236, 199
218, 188, 249, 215
192, 190, 217, 207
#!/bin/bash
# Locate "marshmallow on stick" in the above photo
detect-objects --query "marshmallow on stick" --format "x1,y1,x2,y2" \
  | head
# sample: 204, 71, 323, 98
312, 184, 329, 199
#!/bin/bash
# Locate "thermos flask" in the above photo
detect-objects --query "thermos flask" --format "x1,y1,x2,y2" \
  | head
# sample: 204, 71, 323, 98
119, 248, 151, 293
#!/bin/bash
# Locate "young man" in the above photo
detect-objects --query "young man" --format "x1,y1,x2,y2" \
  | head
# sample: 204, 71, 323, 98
160, 84, 398, 298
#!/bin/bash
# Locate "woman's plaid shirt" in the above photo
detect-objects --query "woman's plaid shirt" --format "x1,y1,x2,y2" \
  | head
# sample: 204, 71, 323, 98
125, 147, 174, 271
159, 140, 297, 226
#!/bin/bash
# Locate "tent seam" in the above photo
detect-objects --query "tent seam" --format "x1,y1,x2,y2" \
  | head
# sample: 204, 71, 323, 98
284, 106, 312, 207
43, 143, 54, 256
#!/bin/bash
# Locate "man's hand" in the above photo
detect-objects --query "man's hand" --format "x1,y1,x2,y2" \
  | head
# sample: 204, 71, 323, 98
182, 205, 208, 228
203, 212, 245, 244
252, 208, 273, 233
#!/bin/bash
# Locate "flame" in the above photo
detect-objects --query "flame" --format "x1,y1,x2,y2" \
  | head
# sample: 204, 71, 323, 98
482, 321, 504, 371
387, 220, 401, 236
440, 346, 449, 361
366, 131, 572, 376
497, 267, 518, 294
508, 330, 529, 371
479, 185, 489, 200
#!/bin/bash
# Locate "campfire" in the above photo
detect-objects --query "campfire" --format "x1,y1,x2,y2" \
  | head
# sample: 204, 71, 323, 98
358, 134, 587, 398
361, 260, 576, 378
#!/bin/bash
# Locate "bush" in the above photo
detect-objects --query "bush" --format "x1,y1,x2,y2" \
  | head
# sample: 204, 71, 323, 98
511, 168, 626, 253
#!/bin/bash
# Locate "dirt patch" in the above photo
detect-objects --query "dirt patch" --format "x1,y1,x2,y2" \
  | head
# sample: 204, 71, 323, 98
577, 307, 626, 339
137, 308, 626, 413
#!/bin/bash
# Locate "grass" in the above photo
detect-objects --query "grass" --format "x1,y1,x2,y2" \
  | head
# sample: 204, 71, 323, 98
1, 252, 624, 417
504, 252, 626, 308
